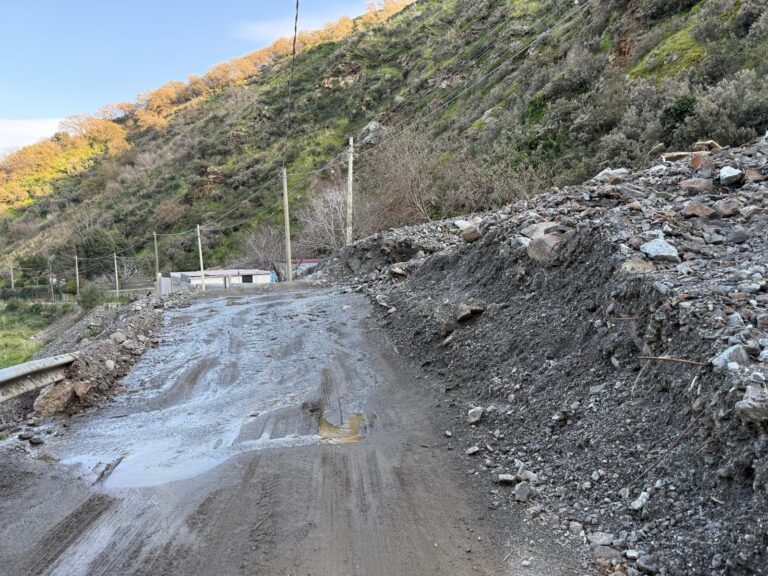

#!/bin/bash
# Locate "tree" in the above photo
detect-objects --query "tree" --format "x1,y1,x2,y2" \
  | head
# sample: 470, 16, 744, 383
297, 183, 347, 254
238, 224, 288, 281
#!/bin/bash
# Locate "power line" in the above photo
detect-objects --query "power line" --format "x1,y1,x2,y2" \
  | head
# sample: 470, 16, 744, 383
281, 0, 301, 171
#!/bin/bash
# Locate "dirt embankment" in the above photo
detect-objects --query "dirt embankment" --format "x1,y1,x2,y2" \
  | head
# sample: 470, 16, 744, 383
315, 137, 768, 575
1, 295, 188, 435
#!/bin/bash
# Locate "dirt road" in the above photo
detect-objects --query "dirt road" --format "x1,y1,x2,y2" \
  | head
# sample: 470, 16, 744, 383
0, 287, 587, 575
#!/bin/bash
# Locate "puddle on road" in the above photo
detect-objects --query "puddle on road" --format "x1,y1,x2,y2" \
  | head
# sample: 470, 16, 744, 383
319, 413, 366, 445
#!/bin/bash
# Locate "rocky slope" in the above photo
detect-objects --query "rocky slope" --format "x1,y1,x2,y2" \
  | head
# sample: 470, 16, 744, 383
314, 135, 768, 575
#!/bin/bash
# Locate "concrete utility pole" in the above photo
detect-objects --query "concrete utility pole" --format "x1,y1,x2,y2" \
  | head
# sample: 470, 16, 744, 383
153, 232, 161, 296
281, 168, 293, 283
346, 137, 354, 246
9, 264, 14, 290
113, 254, 120, 300
196, 225, 206, 292
74, 255, 80, 297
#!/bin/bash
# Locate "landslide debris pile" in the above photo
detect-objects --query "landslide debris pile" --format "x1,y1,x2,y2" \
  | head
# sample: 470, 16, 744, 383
1, 296, 190, 444
316, 136, 768, 575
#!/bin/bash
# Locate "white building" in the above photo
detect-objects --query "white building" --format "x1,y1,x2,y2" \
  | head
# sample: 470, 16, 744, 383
167, 269, 274, 293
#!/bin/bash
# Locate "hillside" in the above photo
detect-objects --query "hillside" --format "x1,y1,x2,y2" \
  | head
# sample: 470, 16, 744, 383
1, 0, 767, 284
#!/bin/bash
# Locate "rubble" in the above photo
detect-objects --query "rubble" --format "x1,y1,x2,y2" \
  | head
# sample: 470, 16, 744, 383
314, 135, 768, 574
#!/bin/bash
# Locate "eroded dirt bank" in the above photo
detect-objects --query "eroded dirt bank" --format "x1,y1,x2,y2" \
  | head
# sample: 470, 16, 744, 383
0, 288, 590, 576
315, 139, 768, 575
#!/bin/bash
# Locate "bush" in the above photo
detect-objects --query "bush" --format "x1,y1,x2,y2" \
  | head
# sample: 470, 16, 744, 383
660, 95, 697, 134
78, 284, 105, 311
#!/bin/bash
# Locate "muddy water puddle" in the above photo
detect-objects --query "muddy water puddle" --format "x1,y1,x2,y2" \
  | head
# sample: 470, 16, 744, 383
45, 289, 376, 490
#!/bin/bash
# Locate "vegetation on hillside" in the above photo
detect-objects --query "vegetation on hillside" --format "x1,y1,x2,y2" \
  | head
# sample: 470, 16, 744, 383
1, 0, 766, 284
0, 300, 72, 368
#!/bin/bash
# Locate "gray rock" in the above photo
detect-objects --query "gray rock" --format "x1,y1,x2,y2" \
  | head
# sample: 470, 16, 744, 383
467, 406, 484, 424
465, 445, 481, 456
105, 359, 116, 371
588, 532, 615, 546
498, 473, 518, 484
595, 168, 630, 184
568, 521, 583, 535
122, 339, 139, 351
679, 178, 713, 194
462, 225, 481, 243
456, 304, 473, 322
712, 345, 750, 371
520, 221, 561, 240
735, 385, 768, 423
720, 166, 745, 186
514, 481, 533, 502
527, 234, 562, 263
359, 121, 385, 146
592, 545, 623, 563
630, 491, 650, 511
636, 554, 659, 574
728, 228, 749, 245
640, 238, 680, 263
727, 312, 745, 329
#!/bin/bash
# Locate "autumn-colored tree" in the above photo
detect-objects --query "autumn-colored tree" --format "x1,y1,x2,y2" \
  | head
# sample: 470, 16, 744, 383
134, 109, 168, 131
97, 101, 134, 120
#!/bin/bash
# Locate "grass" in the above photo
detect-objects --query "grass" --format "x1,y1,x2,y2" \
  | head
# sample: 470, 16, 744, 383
0, 300, 72, 369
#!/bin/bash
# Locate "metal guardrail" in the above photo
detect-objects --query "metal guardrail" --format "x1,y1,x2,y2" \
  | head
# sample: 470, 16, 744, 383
0, 354, 77, 403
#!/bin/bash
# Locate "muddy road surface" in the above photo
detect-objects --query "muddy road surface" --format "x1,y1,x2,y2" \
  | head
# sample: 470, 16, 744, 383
0, 287, 587, 575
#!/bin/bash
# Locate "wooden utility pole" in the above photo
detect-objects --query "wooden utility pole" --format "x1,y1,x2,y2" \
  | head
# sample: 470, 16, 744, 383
74, 255, 80, 297
281, 168, 293, 283
346, 137, 354, 246
113, 253, 120, 300
9, 264, 14, 290
153, 232, 161, 296
196, 225, 206, 292
47, 255, 55, 302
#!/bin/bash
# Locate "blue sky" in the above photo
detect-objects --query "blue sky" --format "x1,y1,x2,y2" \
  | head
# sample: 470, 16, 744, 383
0, 0, 369, 152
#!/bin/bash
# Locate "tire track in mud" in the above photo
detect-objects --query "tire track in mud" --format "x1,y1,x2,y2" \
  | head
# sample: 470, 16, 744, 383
12, 494, 114, 576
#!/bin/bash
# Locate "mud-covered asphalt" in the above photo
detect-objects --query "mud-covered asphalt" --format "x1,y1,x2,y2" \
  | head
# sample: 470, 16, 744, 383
0, 287, 587, 575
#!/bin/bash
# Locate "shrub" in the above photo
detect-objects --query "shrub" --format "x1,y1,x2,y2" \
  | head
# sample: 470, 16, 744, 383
660, 95, 697, 134
78, 284, 105, 311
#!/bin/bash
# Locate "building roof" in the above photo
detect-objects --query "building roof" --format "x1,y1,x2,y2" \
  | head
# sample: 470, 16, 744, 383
172, 269, 271, 278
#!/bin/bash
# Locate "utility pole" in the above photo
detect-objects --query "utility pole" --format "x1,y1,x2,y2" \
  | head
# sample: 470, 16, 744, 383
281, 168, 293, 283
74, 255, 80, 297
346, 136, 354, 246
113, 253, 120, 300
196, 225, 206, 292
153, 232, 161, 296
9, 264, 14, 291
47, 254, 55, 302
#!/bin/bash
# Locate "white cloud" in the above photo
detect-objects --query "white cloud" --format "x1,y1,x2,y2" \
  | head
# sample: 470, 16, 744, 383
0, 118, 62, 157
231, 16, 332, 45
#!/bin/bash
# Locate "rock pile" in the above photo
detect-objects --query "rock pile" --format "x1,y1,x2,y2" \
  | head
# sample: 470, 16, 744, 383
28, 295, 190, 419
315, 135, 768, 574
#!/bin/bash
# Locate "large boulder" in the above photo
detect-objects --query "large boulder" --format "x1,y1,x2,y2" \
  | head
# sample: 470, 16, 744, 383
33, 381, 76, 416
359, 121, 385, 146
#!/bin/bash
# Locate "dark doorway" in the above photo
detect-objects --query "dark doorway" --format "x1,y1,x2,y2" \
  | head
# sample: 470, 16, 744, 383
242, 275, 253, 283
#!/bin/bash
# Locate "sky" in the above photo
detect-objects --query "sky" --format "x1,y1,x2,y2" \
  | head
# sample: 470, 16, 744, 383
0, 0, 370, 155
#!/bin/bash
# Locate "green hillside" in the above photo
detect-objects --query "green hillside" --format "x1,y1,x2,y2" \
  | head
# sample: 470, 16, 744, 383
1, 0, 766, 282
